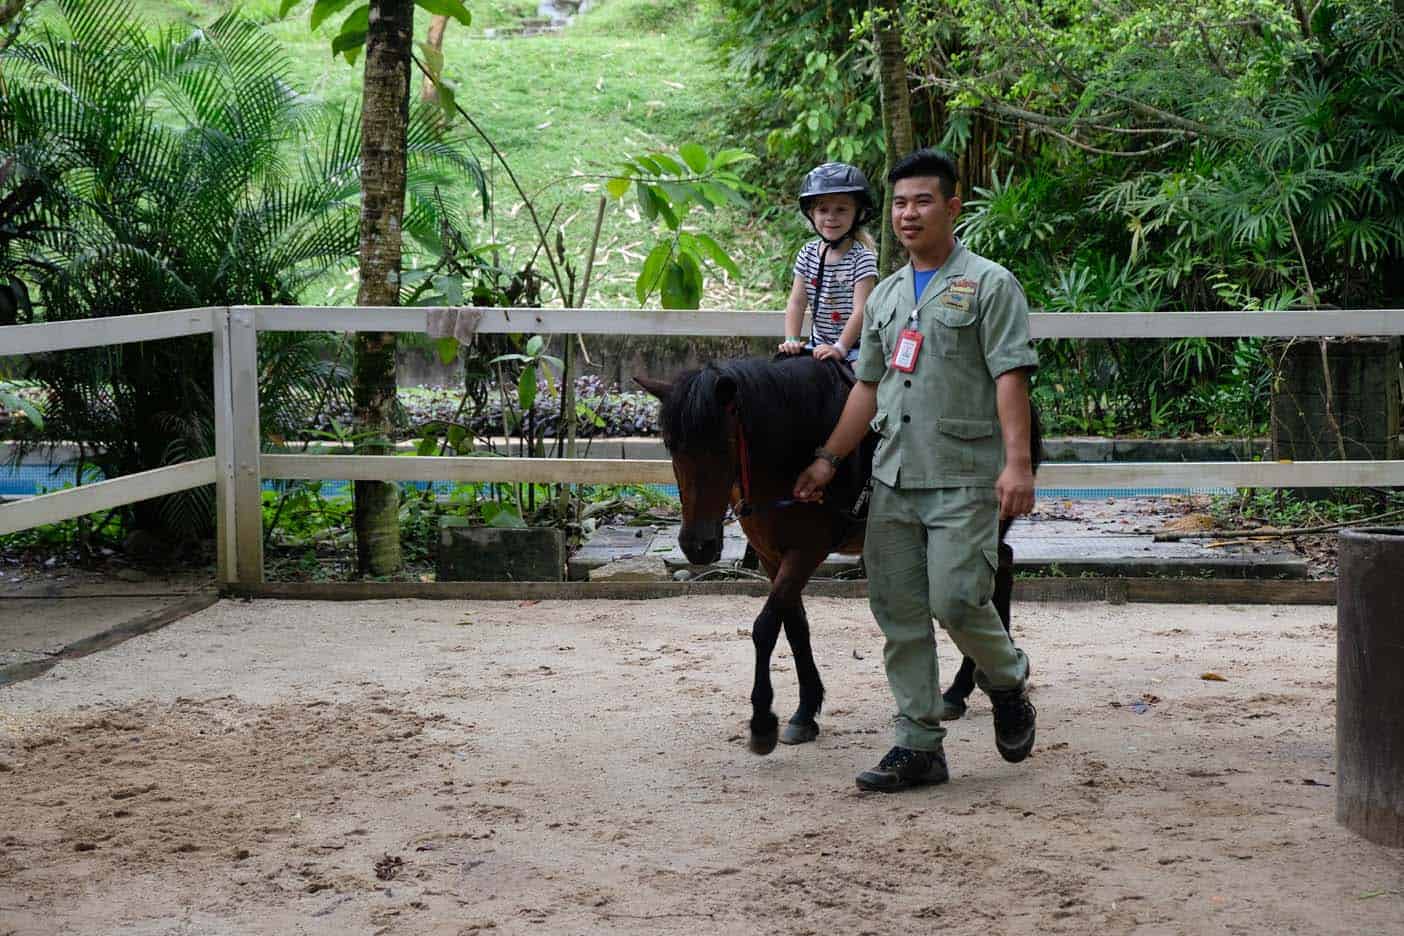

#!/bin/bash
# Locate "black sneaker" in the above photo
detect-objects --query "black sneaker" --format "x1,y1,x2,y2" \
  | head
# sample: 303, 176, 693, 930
855, 745, 949, 792
988, 685, 1036, 763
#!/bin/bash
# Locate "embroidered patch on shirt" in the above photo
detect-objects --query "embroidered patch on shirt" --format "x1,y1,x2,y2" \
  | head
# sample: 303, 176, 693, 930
950, 279, 978, 296
941, 293, 971, 311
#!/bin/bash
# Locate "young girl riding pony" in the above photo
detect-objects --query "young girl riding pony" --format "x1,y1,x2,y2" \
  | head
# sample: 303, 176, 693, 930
778, 162, 879, 364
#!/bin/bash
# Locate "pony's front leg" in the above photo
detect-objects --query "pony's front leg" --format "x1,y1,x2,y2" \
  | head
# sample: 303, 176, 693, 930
763, 546, 828, 748
748, 596, 783, 755
778, 597, 824, 745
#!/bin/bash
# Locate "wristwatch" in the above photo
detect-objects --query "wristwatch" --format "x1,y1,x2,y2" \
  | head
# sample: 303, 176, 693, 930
813, 447, 843, 469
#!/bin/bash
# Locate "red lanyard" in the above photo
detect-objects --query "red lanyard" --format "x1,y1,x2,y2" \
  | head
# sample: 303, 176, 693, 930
732, 405, 752, 506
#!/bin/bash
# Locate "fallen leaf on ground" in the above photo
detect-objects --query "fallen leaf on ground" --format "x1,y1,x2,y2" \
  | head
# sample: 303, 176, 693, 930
1160, 513, 1216, 533
1200, 672, 1228, 681
374, 853, 403, 881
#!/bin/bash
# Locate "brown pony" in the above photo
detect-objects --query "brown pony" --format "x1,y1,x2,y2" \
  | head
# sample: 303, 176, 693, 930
637, 355, 1036, 755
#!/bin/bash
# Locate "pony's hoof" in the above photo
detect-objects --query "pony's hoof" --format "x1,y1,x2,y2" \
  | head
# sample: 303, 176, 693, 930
941, 694, 968, 721
749, 729, 779, 755
748, 713, 779, 755
779, 720, 819, 745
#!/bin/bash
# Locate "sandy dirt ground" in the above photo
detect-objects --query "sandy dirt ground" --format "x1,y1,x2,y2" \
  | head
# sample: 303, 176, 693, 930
1, 596, 1400, 936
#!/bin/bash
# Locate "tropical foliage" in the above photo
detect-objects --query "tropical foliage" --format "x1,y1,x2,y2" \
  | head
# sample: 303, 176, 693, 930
282, 0, 473, 64
0, 0, 481, 535
606, 143, 753, 308
712, 1, 884, 182
713, 0, 1404, 435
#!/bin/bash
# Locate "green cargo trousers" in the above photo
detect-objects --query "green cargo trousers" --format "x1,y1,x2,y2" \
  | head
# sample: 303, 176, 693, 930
864, 481, 1030, 751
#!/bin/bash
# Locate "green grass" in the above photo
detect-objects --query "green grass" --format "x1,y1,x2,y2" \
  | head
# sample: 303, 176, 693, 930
1209, 489, 1404, 531
573, 0, 696, 35
109, 0, 794, 308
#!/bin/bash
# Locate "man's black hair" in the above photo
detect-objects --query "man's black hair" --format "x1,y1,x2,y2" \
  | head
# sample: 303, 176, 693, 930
888, 148, 959, 199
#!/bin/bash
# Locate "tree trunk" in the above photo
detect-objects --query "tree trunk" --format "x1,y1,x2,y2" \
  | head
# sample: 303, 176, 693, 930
353, 0, 413, 577
874, 0, 915, 276
960, 112, 997, 198
418, 14, 449, 102
0, 0, 29, 46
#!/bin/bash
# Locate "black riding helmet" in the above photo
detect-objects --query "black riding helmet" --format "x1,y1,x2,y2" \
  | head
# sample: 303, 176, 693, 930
798, 162, 877, 246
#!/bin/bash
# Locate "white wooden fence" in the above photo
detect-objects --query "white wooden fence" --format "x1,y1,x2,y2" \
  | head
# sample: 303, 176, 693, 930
3, 305, 1403, 586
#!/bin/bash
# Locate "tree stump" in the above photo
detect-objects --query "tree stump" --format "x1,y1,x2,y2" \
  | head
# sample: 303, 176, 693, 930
1336, 527, 1404, 848
437, 520, 565, 582
1270, 337, 1401, 500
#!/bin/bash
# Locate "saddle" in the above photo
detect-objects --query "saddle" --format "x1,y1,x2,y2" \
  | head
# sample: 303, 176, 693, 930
826, 359, 877, 534
791, 354, 876, 545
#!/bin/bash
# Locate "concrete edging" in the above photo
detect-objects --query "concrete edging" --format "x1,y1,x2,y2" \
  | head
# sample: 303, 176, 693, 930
223, 578, 1335, 605
0, 591, 220, 687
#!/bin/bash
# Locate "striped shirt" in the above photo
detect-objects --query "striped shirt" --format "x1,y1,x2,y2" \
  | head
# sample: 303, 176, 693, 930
793, 239, 878, 346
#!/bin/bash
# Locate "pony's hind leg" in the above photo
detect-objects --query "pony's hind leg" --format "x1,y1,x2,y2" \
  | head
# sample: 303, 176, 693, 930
942, 542, 1014, 719
747, 597, 783, 755
779, 598, 824, 745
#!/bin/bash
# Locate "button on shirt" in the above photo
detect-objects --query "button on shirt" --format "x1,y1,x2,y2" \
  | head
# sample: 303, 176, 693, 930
854, 240, 1039, 489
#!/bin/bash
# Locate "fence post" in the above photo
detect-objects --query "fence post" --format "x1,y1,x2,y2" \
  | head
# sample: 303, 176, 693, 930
1337, 526, 1404, 848
229, 307, 264, 584
211, 307, 238, 584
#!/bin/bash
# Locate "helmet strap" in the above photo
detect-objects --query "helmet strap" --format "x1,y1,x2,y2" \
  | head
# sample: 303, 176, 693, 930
811, 242, 832, 337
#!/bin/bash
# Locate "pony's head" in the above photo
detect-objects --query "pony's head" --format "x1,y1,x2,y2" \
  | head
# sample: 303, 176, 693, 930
636, 366, 740, 565
637, 357, 850, 566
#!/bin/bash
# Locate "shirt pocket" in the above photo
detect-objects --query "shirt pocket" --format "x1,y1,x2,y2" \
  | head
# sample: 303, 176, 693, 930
871, 308, 897, 359
936, 417, 997, 475
936, 417, 995, 440
928, 301, 978, 358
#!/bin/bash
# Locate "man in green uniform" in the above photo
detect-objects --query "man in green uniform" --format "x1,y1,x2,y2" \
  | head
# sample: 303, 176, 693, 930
794, 149, 1038, 792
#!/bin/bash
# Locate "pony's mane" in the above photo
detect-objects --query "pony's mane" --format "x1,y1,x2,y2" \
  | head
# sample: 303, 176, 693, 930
660, 356, 851, 475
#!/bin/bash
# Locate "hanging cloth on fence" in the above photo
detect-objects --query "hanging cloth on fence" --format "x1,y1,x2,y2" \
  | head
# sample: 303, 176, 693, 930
425, 307, 484, 345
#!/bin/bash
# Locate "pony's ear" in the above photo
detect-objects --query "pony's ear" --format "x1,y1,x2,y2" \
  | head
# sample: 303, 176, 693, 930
633, 376, 672, 400
714, 375, 738, 408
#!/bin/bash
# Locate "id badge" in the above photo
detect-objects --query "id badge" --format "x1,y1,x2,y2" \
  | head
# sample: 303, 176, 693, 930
891, 328, 923, 373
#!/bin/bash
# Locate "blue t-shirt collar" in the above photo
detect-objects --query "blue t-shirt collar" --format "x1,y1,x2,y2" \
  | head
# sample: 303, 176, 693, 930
912, 266, 940, 304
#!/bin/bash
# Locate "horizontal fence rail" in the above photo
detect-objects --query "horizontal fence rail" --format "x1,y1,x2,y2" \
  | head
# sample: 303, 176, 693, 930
0, 308, 218, 356
260, 454, 1404, 490
244, 305, 1404, 339
0, 458, 216, 536
4, 303, 1404, 589
261, 454, 677, 485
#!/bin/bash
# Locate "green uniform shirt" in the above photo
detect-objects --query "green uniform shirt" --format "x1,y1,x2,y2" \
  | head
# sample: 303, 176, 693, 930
854, 240, 1039, 488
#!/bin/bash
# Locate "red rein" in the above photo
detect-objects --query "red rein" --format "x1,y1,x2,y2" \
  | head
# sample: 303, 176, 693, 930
729, 402, 754, 516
